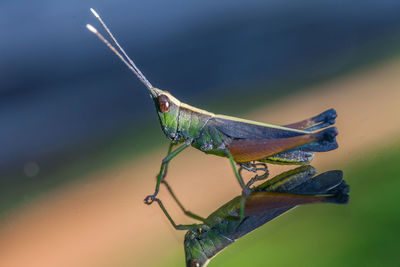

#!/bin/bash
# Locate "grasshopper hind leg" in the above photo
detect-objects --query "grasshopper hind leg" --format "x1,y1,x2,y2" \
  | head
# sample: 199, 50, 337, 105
261, 150, 314, 165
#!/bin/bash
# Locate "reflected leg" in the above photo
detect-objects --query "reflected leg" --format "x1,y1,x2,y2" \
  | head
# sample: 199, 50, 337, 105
162, 180, 206, 222
155, 198, 201, 230
238, 162, 269, 188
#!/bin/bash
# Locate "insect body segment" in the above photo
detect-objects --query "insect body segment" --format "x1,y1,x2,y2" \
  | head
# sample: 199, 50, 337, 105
177, 105, 214, 142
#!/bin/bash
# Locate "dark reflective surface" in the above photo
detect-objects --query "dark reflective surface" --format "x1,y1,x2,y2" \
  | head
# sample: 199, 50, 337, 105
157, 165, 349, 266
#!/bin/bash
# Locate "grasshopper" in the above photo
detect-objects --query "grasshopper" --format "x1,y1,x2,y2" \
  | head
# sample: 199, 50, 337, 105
86, 9, 338, 215
156, 165, 349, 266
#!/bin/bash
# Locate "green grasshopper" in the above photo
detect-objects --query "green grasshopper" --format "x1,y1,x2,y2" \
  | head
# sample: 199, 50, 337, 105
156, 165, 349, 266
86, 9, 338, 215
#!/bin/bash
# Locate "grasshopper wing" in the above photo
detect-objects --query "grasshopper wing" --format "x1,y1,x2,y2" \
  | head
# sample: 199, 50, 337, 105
284, 108, 337, 131
210, 115, 308, 140
212, 108, 337, 140
244, 191, 348, 217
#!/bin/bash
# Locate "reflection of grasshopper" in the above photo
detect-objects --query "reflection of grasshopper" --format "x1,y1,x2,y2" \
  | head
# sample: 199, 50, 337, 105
87, 10, 338, 215
156, 166, 349, 267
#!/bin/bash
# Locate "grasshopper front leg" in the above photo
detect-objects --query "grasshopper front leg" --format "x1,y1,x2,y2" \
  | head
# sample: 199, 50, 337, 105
160, 142, 175, 181
144, 141, 190, 205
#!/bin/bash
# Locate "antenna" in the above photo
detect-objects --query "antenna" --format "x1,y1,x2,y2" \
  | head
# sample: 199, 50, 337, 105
87, 9, 154, 90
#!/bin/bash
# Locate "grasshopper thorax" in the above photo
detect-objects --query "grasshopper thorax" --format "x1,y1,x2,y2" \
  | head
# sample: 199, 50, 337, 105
150, 88, 181, 141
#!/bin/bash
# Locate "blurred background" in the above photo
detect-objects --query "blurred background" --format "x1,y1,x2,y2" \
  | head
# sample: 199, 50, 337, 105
1, 1, 400, 266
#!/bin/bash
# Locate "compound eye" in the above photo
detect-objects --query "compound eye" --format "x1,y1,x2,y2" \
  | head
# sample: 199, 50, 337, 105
158, 94, 170, 113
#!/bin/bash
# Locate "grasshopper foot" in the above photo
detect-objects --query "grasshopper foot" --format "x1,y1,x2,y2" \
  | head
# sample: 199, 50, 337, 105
144, 194, 156, 205
242, 186, 251, 197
